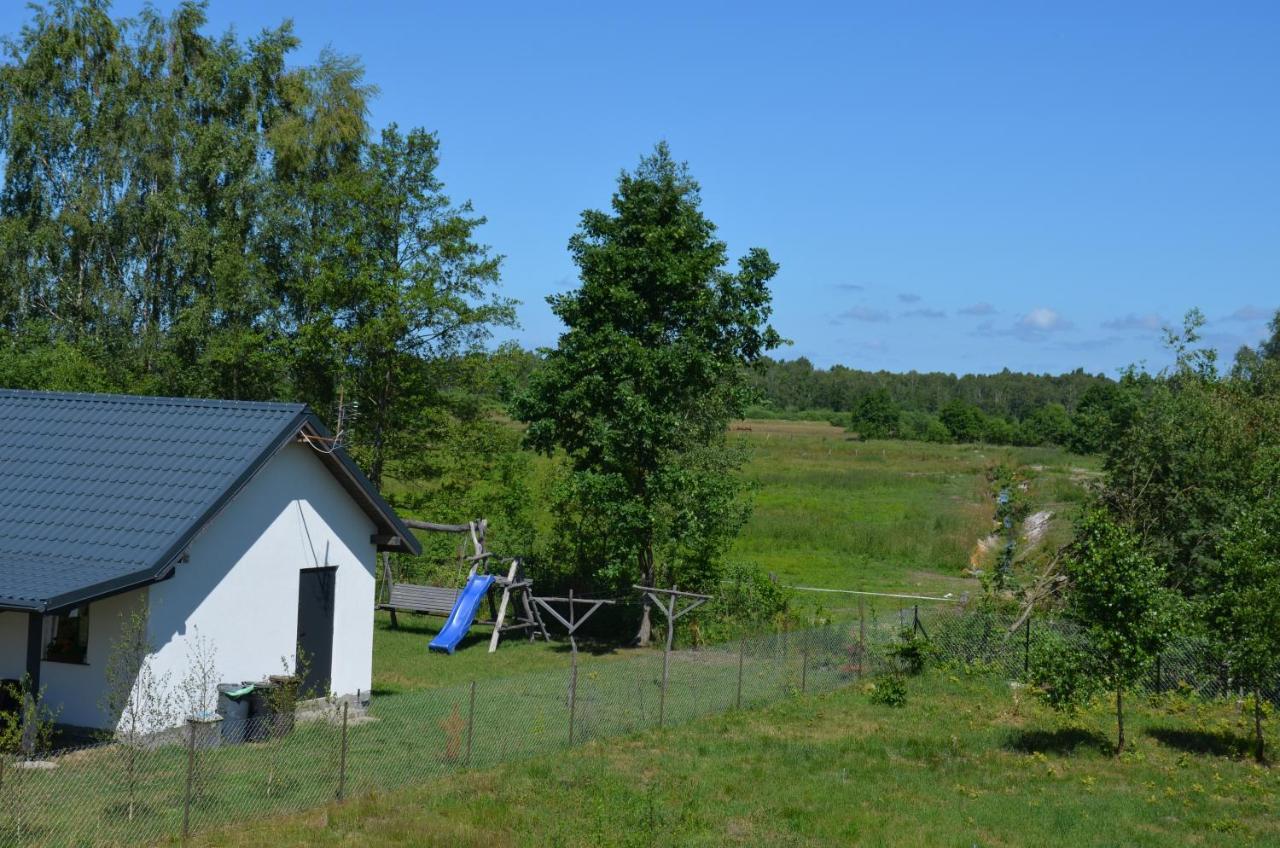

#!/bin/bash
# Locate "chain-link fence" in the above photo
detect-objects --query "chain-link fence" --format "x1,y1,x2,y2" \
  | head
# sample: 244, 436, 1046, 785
914, 602, 1264, 702
0, 623, 885, 847
2, 604, 1256, 846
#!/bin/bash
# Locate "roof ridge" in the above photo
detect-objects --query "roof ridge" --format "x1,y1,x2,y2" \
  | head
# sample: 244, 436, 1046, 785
0, 388, 308, 413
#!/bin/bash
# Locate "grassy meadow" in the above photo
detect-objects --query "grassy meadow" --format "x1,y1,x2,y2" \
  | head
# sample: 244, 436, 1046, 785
374, 419, 1099, 693
727, 419, 1096, 616
191, 669, 1280, 847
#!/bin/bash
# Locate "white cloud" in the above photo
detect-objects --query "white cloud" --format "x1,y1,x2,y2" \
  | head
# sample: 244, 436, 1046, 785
1101, 312, 1164, 333
1017, 307, 1069, 332
902, 307, 946, 319
959, 302, 996, 316
897, 293, 921, 303
838, 306, 890, 323
1225, 305, 1274, 323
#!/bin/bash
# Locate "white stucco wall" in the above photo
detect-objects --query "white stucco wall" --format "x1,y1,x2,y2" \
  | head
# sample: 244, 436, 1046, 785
2, 440, 380, 731
145, 442, 379, 723
0, 590, 142, 728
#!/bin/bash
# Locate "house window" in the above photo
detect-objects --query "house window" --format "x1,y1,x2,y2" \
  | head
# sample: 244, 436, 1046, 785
44, 606, 90, 664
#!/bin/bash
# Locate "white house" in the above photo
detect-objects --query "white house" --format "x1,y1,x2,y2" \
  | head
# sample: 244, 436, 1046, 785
0, 390, 420, 731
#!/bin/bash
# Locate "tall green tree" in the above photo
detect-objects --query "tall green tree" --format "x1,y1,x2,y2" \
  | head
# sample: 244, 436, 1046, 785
0, 0, 298, 397
1232, 309, 1280, 382
939, 398, 987, 443
268, 119, 513, 487
1061, 510, 1178, 754
848, 388, 899, 439
0, 1, 516, 509
1100, 313, 1268, 596
514, 143, 781, 643
1209, 490, 1280, 763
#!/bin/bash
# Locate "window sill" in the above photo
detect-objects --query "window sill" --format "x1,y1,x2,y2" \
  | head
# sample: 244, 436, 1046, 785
43, 658, 89, 667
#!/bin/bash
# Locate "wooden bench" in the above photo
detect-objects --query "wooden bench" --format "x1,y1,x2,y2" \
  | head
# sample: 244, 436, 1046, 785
379, 583, 462, 628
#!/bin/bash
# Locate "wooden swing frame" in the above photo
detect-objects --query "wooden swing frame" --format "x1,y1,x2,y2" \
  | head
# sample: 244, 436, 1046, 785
379, 518, 547, 652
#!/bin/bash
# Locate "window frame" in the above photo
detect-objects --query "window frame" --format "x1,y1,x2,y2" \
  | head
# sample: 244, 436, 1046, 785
43, 604, 91, 665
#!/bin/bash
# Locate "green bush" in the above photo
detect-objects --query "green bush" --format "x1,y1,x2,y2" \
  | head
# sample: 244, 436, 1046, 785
698, 561, 794, 642
868, 673, 908, 707
1028, 629, 1100, 712
887, 628, 936, 675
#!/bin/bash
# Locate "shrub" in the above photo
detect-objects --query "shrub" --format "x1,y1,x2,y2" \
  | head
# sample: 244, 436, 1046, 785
1028, 629, 1100, 713
887, 628, 935, 675
698, 561, 794, 641
868, 674, 908, 707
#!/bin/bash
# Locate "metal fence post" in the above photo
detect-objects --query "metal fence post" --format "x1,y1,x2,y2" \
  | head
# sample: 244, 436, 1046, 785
659, 607, 673, 728
337, 701, 349, 800
1023, 617, 1031, 678
182, 719, 196, 842
466, 681, 476, 765
736, 636, 745, 709
568, 657, 579, 744
858, 598, 866, 679
1154, 653, 1162, 694
801, 642, 809, 694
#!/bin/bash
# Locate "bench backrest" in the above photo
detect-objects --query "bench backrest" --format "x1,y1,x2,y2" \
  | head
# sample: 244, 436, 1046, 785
386, 583, 462, 616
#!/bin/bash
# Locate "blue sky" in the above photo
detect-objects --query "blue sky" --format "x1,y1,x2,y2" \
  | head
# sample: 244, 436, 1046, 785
4, 1, 1276, 376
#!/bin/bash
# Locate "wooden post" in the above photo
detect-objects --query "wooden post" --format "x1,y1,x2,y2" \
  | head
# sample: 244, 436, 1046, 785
337, 701, 349, 800
736, 636, 745, 709
659, 594, 674, 728
487, 559, 521, 653
466, 681, 476, 765
182, 719, 196, 841
381, 553, 399, 629
569, 587, 579, 744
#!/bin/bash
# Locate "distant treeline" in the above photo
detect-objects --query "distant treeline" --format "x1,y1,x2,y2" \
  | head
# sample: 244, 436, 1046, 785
744, 358, 1119, 450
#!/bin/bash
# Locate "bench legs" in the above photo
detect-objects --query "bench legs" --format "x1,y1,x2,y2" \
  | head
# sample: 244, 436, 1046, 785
389, 608, 399, 629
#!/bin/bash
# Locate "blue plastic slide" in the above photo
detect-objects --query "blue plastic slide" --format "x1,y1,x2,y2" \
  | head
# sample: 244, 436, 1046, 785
429, 573, 496, 654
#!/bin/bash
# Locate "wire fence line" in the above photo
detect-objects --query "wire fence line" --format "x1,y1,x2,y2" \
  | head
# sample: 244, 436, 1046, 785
0, 604, 1256, 847
0, 621, 901, 848
909, 602, 1267, 703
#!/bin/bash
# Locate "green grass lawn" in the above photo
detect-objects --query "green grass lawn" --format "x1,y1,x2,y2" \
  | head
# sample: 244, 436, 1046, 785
189, 669, 1280, 847
369, 610, 641, 693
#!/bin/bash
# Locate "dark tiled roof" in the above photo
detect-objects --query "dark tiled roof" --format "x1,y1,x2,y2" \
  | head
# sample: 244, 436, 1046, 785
0, 390, 419, 612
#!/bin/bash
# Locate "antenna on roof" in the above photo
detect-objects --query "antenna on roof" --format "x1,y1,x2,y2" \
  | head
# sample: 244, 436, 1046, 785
300, 387, 356, 455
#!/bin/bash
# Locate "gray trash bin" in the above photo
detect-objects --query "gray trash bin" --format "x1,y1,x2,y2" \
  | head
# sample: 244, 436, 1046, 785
247, 680, 276, 742
217, 683, 254, 745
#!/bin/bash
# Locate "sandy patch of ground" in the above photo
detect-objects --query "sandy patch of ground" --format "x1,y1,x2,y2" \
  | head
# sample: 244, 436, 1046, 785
1022, 510, 1053, 549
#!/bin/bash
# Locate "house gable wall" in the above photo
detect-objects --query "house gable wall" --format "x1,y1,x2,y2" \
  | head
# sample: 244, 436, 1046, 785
144, 441, 379, 721
0, 440, 380, 731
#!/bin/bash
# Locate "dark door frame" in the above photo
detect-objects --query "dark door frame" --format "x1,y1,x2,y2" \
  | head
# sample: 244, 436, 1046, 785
296, 566, 337, 698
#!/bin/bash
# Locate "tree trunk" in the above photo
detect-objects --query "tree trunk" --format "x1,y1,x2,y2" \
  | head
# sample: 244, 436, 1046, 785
1115, 686, 1125, 755
635, 543, 655, 646
1254, 686, 1265, 764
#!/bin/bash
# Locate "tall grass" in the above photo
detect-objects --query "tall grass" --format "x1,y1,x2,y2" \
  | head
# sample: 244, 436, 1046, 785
728, 420, 1095, 608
